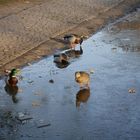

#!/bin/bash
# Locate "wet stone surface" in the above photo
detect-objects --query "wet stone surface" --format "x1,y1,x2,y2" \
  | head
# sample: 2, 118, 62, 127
0, 9, 140, 140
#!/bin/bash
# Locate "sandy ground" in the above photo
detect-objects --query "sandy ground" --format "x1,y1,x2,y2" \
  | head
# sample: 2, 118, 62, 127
0, 0, 140, 75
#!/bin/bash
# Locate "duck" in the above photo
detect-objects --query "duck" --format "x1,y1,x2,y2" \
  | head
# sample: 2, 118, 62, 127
75, 71, 90, 88
63, 34, 87, 49
76, 88, 90, 107
5, 68, 20, 87
65, 45, 83, 57
54, 53, 69, 64
53, 53, 70, 68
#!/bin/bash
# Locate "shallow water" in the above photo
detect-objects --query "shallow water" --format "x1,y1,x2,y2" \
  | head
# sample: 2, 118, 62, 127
0, 28, 140, 140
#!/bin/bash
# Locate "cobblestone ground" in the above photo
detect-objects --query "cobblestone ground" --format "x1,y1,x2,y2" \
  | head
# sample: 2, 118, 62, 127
0, 0, 139, 74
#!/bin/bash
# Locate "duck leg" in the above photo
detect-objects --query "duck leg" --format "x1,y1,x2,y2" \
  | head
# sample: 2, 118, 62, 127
70, 43, 76, 50
85, 82, 90, 88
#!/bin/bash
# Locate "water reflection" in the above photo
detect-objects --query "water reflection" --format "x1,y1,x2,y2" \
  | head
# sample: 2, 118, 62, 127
76, 88, 90, 107
54, 62, 70, 69
4, 84, 19, 103
64, 45, 83, 58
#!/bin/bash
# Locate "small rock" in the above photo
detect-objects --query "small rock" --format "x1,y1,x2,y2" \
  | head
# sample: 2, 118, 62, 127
89, 69, 94, 74
24, 1, 30, 4
49, 79, 54, 83
128, 88, 136, 94
18, 112, 25, 118
18, 89, 23, 93
111, 47, 117, 50
32, 101, 40, 106
37, 123, 51, 128
111, 48, 117, 52
27, 63, 32, 66
27, 80, 34, 84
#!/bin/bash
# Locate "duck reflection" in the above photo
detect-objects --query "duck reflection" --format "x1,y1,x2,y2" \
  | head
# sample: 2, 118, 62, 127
53, 45, 83, 68
76, 88, 90, 107
55, 62, 70, 69
65, 45, 83, 58
4, 84, 19, 103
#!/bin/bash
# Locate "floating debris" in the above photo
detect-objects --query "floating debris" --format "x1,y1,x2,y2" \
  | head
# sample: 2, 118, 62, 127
111, 47, 117, 52
64, 86, 71, 89
27, 63, 32, 66
111, 47, 117, 50
32, 101, 40, 106
16, 112, 33, 123
27, 80, 34, 84
16, 116, 33, 122
89, 69, 94, 74
49, 79, 54, 83
37, 123, 51, 128
34, 92, 42, 96
128, 88, 136, 94
18, 112, 25, 118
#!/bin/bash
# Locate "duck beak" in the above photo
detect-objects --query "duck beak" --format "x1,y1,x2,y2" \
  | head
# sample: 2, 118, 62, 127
16, 69, 21, 75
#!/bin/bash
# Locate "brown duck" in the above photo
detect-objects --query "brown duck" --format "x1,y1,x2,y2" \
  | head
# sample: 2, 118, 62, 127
53, 53, 70, 68
64, 34, 87, 49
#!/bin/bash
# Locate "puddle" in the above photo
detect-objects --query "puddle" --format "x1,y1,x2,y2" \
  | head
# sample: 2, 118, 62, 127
0, 24, 140, 139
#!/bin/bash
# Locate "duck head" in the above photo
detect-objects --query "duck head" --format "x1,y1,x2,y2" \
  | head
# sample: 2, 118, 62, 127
7, 68, 20, 86
9, 68, 20, 77
75, 71, 90, 88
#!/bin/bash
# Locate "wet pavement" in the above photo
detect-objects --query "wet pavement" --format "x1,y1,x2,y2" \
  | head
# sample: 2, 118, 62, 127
0, 9, 140, 140
0, 0, 140, 73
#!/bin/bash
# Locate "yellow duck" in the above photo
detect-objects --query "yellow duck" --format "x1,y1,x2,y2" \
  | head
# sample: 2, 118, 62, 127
75, 71, 90, 88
